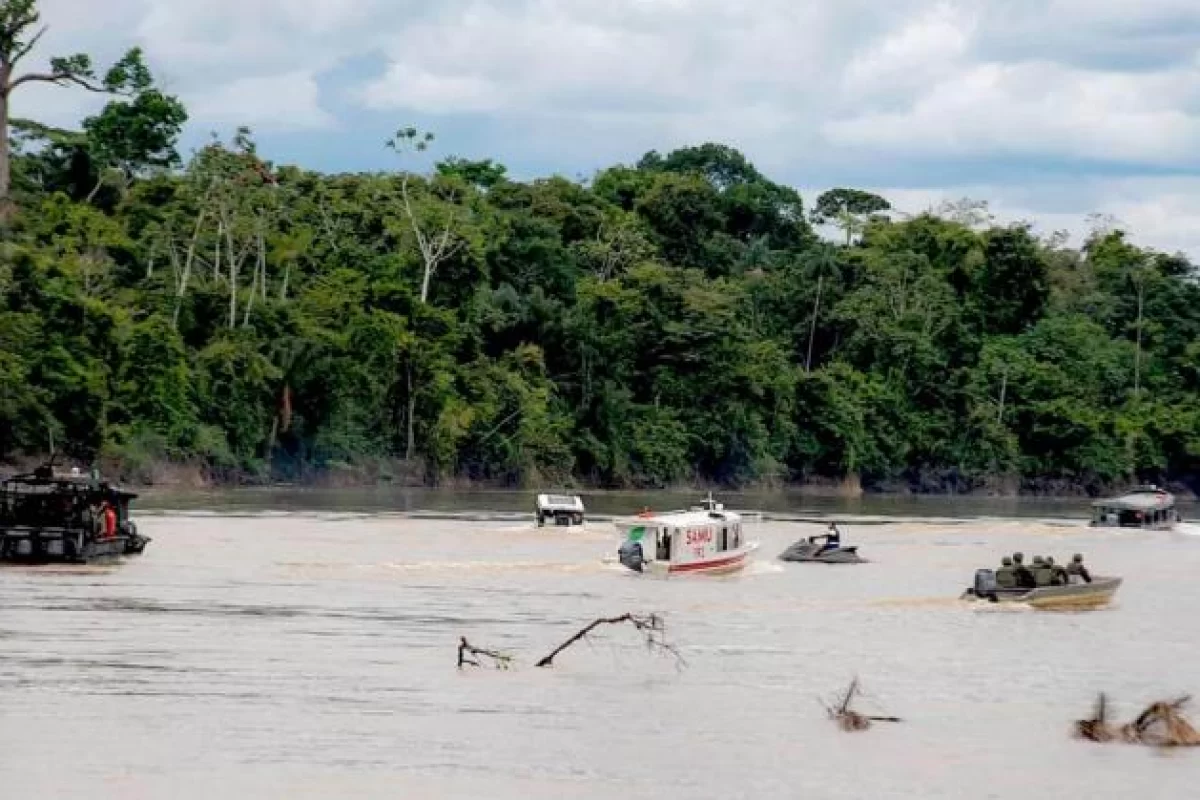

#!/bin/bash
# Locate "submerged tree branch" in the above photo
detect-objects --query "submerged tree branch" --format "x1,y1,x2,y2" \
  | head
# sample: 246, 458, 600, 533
823, 677, 902, 732
457, 637, 513, 670
535, 613, 683, 669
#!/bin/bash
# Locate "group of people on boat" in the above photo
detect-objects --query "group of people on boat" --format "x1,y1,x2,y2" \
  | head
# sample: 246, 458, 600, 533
4, 486, 122, 540
994, 551, 1091, 589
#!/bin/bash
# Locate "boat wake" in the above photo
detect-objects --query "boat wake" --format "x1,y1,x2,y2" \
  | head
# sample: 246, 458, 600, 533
742, 560, 786, 576
0, 563, 119, 576
379, 560, 611, 574
1175, 522, 1200, 537
866, 596, 971, 610
495, 523, 617, 540
278, 559, 614, 576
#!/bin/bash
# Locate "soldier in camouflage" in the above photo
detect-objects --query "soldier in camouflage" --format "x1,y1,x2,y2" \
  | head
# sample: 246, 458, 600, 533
1066, 553, 1092, 583
995, 556, 1017, 588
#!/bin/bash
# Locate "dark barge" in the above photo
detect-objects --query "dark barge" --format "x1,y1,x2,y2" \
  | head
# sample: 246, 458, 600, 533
0, 462, 150, 564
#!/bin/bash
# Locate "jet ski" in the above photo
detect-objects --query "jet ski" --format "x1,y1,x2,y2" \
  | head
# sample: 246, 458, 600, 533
778, 540, 866, 564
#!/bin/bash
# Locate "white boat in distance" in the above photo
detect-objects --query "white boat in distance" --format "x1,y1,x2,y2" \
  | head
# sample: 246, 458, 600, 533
614, 493, 759, 576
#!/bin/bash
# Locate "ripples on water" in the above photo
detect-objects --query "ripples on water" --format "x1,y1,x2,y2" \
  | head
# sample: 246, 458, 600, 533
2, 506, 1200, 799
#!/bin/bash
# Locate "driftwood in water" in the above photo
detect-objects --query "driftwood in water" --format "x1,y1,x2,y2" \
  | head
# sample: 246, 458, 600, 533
457, 613, 681, 671
824, 678, 902, 732
1076, 693, 1200, 747
1121, 696, 1200, 747
535, 613, 683, 668
1075, 693, 1116, 742
457, 636, 513, 670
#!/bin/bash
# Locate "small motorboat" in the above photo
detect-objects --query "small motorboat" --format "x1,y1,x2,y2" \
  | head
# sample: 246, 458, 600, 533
778, 540, 866, 564
614, 493, 759, 576
535, 493, 585, 527
1090, 485, 1181, 530
961, 567, 1122, 609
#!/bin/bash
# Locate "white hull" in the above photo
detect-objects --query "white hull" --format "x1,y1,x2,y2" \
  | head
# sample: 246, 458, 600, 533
643, 541, 760, 577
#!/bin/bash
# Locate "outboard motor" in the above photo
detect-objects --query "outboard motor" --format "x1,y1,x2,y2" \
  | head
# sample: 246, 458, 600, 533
617, 540, 645, 573
973, 568, 998, 601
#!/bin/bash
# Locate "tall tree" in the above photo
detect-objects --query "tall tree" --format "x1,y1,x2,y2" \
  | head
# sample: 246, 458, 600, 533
811, 188, 891, 245
0, 0, 145, 214
80, 71, 187, 201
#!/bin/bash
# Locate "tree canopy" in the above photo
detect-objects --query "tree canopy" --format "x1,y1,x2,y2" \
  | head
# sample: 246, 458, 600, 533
0, 22, 1196, 493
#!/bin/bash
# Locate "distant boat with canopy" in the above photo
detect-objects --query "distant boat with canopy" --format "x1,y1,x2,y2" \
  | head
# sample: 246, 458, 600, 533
1089, 485, 1181, 530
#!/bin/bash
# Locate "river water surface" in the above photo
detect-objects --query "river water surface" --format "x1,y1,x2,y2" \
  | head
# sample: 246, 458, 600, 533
3, 493, 1199, 798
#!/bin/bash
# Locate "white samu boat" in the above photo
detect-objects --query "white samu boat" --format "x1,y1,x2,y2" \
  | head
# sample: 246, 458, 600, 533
614, 493, 759, 576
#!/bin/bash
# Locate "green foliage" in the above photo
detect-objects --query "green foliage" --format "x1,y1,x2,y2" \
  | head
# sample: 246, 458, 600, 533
6, 31, 185, 208
0, 118, 1196, 491
82, 87, 188, 175
812, 188, 892, 245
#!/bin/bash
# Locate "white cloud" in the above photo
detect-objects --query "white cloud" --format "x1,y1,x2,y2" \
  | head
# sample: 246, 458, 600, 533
842, 2, 975, 101
8, 0, 1200, 257
188, 71, 335, 132
825, 60, 1200, 165
21, 0, 389, 129
862, 177, 1200, 258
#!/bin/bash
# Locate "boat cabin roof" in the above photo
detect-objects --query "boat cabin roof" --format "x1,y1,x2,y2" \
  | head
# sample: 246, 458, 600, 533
622, 507, 741, 528
1092, 485, 1173, 511
536, 493, 583, 510
1, 469, 137, 500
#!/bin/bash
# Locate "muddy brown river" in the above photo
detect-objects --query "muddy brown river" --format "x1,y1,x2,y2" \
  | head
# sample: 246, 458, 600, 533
3, 494, 1199, 798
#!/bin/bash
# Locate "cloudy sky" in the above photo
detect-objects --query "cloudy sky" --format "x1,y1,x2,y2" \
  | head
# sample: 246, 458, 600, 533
16, 0, 1200, 256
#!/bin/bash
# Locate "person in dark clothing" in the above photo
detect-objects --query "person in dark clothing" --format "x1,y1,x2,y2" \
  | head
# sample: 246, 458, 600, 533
808, 523, 842, 553
1045, 556, 1069, 586
995, 556, 1017, 588
1012, 552, 1036, 589
1066, 553, 1092, 583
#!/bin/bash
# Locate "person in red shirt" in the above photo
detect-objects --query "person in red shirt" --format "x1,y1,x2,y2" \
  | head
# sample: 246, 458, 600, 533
102, 501, 117, 539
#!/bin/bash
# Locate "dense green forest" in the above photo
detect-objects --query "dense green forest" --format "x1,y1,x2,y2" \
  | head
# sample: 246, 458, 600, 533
0, 4, 1198, 493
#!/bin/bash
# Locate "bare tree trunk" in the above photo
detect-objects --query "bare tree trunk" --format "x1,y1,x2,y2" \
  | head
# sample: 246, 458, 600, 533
213, 219, 222, 283
997, 365, 1008, 425
1134, 277, 1144, 398
279, 261, 290, 302
259, 230, 268, 302
395, 174, 464, 465
85, 172, 106, 204
227, 221, 237, 328
242, 230, 264, 327
242, 261, 256, 326
806, 274, 824, 373
173, 210, 206, 328
421, 262, 433, 303
145, 238, 158, 280
0, 82, 13, 219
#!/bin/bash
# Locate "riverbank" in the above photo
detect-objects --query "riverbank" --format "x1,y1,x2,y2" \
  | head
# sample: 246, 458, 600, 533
4, 454, 1195, 501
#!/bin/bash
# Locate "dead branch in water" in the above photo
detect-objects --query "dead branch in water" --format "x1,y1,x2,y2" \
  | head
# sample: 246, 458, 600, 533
823, 677, 902, 732
1076, 694, 1200, 747
457, 637, 513, 670
1075, 693, 1116, 742
1120, 696, 1200, 747
535, 613, 684, 668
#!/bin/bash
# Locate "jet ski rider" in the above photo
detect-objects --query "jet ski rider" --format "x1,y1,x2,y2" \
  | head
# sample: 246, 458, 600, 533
808, 522, 842, 553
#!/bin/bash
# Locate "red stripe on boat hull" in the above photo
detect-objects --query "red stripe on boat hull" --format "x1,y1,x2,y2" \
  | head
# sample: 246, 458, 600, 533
667, 551, 749, 574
